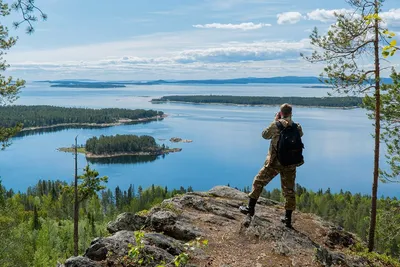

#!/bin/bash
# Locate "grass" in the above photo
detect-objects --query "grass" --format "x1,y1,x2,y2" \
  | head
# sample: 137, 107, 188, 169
159, 202, 183, 215
349, 242, 400, 267
58, 147, 86, 154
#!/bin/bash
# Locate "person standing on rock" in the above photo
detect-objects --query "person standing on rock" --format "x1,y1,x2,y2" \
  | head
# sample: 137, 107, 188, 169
239, 103, 304, 228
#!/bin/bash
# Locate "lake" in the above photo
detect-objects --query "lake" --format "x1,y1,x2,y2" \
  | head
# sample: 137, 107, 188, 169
0, 83, 398, 198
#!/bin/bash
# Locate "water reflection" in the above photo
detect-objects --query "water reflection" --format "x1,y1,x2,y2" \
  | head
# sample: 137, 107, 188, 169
86, 154, 160, 165
15, 120, 159, 138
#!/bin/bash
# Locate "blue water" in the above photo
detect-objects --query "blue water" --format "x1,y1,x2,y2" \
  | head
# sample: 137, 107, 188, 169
0, 83, 398, 198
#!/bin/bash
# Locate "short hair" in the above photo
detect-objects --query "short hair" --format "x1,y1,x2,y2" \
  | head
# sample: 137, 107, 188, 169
280, 103, 292, 117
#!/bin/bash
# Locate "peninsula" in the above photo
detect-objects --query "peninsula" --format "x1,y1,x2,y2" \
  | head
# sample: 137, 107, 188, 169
0, 105, 164, 131
151, 95, 363, 108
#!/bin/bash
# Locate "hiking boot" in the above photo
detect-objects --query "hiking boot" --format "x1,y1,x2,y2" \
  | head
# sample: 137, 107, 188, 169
281, 210, 293, 229
239, 205, 255, 216
239, 198, 257, 217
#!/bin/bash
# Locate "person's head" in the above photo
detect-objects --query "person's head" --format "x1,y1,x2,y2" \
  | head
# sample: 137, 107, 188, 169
280, 103, 292, 118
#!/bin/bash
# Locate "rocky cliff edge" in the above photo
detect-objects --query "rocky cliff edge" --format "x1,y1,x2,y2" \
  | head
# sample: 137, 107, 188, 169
62, 186, 394, 267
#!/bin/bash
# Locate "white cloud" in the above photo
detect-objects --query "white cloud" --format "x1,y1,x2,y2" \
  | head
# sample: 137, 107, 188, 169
193, 22, 271, 30
306, 8, 400, 27
11, 40, 310, 68
306, 9, 352, 22
277, 12, 303, 25
9, 59, 322, 81
381, 9, 400, 26
7, 40, 313, 80
174, 40, 310, 63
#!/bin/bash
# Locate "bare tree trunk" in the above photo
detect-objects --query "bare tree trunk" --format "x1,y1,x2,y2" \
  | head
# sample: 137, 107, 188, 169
74, 136, 79, 256
368, 0, 381, 252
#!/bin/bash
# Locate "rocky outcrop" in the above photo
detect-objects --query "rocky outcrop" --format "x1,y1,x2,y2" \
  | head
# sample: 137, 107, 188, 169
170, 137, 193, 143
107, 213, 147, 234
62, 186, 390, 267
64, 256, 101, 267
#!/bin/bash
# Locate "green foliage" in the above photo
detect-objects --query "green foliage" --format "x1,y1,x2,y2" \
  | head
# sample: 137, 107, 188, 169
0, 123, 23, 150
350, 241, 400, 267
173, 237, 208, 267
77, 165, 108, 202
1, 0, 24, 148
382, 30, 398, 58
63, 165, 108, 203
363, 69, 400, 181
261, 184, 400, 259
0, 105, 162, 129
122, 231, 154, 266
158, 201, 183, 215
152, 95, 363, 108
10, 0, 48, 34
0, 1, 24, 105
302, 0, 393, 95
122, 231, 208, 267
0, 179, 192, 266
85, 134, 164, 155
0, 0, 46, 148
303, 0, 397, 253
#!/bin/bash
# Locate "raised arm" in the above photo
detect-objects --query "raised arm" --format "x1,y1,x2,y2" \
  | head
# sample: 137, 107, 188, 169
262, 122, 276, 140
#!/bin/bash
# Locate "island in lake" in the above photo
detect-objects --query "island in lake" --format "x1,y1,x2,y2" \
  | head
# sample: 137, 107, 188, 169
36, 76, 393, 86
170, 137, 193, 143
58, 134, 181, 159
49, 81, 126, 88
0, 105, 164, 131
151, 95, 363, 108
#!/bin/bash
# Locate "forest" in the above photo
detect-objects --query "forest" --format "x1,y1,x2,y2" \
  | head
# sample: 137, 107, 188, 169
85, 135, 167, 155
151, 95, 363, 107
249, 185, 400, 258
1, 178, 399, 266
0, 178, 192, 267
0, 106, 162, 128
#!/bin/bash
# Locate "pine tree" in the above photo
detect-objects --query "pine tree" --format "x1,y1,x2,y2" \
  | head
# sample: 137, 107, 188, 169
0, 0, 47, 149
303, 0, 398, 251
63, 165, 108, 255
115, 186, 122, 209
364, 69, 400, 181
32, 205, 40, 230
127, 184, 134, 203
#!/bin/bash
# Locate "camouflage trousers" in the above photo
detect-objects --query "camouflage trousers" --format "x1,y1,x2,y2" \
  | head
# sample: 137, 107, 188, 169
248, 163, 297, 211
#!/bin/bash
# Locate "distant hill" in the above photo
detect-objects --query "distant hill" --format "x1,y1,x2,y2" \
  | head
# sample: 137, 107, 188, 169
36, 76, 393, 87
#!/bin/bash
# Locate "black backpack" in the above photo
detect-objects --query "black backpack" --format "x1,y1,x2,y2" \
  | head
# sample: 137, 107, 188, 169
276, 121, 304, 166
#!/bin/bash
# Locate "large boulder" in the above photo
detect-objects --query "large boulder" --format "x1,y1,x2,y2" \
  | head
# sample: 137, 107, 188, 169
107, 212, 147, 234
143, 233, 184, 256
149, 210, 202, 241
150, 210, 178, 231
161, 220, 202, 241
84, 231, 182, 266
85, 230, 137, 261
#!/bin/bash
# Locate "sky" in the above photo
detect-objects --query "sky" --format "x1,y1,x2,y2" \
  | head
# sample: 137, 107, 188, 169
2, 0, 400, 81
